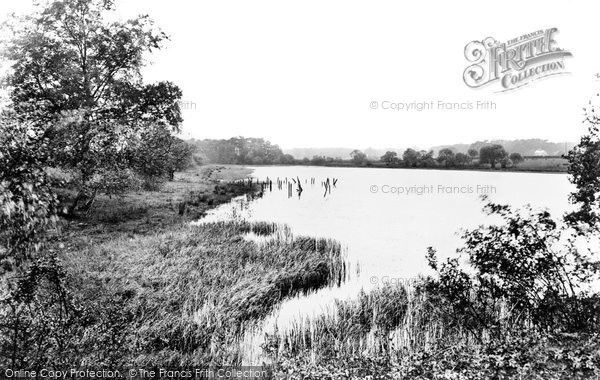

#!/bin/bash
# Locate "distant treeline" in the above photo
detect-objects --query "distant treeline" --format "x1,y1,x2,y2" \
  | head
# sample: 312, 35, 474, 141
285, 139, 575, 160
190, 137, 295, 165
430, 139, 575, 157
190, 137, 560, 170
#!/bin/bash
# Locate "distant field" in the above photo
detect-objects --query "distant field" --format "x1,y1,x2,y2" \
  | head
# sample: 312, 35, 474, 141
515, 156, 569, 172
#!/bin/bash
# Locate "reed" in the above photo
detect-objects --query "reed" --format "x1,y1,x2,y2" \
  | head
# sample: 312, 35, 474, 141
62, 219, 347, 365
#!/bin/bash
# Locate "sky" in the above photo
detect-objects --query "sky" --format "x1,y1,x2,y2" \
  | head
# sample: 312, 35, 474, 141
1, 0, 600, 149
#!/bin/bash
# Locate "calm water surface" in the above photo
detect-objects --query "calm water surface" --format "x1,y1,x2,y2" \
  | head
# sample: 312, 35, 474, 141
199, 166, 574, 339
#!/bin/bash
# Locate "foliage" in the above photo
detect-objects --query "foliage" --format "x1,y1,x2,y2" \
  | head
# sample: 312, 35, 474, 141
0, 113, 59, 270
500, 157, 513, 168
2, 0, 184, 212
426, 199, 598, 339
310, 155, 335, 165
479, 144, 508, 168
469, 139, 574, 156
350, 149, 367, 165
509, 152, 524, 165
436, 148, 456, 167
0, 256, 87, 367
193, 137, 287, 165
380, 151, 399, 166
400, 149, 437, 168
402, 148, 419, 167
565, 99, 600, 232
455, 152, 471, 166
274, 331, 600, 379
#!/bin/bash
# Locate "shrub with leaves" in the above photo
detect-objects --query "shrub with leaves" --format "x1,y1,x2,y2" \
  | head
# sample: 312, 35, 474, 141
0, 113, 59, 270
427, 198, 598, 338
0, 257, 84, 367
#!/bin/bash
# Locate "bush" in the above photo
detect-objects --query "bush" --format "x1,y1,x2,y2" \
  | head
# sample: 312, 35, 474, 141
500, 157, 513, 168
0, 114, 60, 270
426, 200, 595, 338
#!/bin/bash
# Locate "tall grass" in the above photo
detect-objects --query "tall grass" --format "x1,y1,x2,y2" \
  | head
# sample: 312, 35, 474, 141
264, 281, 523, 360
265, 284, 410, 358
61, 220, 346, 365
267, 281, 600, 378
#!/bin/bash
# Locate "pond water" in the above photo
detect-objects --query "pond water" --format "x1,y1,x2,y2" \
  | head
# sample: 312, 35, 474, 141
198, 166, 574, 357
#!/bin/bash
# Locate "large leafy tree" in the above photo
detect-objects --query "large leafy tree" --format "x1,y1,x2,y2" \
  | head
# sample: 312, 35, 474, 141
380, 151, 398, 167
565, 97, 600, 232
436, 148, 456, 167
402, 148, 420, 167
2, 0, 183, 213
479, 144, 507, 169
350, 149, 367, 165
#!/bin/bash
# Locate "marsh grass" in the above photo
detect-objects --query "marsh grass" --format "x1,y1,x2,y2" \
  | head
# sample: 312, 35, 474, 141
11, 165, 349, 366
265, 281, 532, 360
268, 281, 600, 378
61, 219, 347, 365
265, 284, 412, 358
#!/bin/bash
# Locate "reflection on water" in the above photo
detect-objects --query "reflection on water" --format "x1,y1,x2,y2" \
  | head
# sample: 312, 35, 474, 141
196, 166, 575, 363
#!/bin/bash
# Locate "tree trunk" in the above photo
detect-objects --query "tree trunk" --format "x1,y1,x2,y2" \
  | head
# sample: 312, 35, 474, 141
68, 190, 86, 215
81, 189, 97, 213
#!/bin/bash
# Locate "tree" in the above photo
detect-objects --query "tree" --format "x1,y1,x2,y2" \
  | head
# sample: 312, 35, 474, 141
437, 148, 456, 167
402, 148, 420, 167
2, 0, 183, 213
280, 154, 296, 165
350, 149, 367, 165
468, 148, 479, 158
419, 150, 437, 168
509, 153, 524, 165
380, 151, 399, 167
565, 96, 600, 232
455, 152, 471, 167
166, 138, 194, 180
192, 137, 286, 165
311, 155, 326, 165
479, 145, 508, 169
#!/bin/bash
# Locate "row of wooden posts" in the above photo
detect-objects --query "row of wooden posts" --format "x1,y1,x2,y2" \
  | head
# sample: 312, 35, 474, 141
235, 176, 338, 198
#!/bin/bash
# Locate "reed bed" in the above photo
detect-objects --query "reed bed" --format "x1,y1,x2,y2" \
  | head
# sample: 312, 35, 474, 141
267, 281, 600, 378
62, 220, 347, 366
265, 281, 517, 360
265, 284, 410, 358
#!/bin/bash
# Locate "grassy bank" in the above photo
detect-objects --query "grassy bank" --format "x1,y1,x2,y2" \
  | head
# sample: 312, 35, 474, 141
4, 165, 347, 367
7, 164, 599, 378
52, 164, 254, 235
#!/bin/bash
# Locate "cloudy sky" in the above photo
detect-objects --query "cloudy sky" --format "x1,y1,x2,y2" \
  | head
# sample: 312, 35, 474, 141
2, 0, 600, 149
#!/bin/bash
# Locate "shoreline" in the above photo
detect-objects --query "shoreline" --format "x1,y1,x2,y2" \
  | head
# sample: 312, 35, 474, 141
243, 163, 569, 175
45, 164, 348, 367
